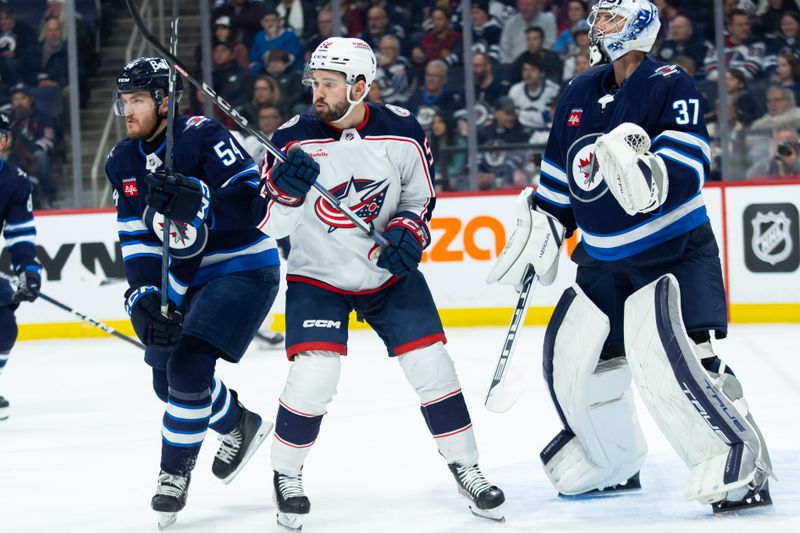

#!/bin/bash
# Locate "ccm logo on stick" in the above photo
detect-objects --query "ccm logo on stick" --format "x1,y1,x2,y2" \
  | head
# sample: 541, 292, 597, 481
302, 320, 341, 329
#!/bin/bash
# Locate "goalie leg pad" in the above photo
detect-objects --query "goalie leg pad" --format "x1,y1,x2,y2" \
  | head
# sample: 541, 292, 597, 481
624, 274, 773, 505
540, 286, 647, 495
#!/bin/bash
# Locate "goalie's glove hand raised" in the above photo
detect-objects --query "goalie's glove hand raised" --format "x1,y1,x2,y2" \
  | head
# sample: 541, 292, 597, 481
125, 287, 182, 347
145, 171, 211, 228
375, 214, 431, 276
12, 264, 42, 303
267, 144, 320, 206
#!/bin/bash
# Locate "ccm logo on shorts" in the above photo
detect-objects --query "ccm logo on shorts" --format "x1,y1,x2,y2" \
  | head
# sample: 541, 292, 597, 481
302, 319, 342, 329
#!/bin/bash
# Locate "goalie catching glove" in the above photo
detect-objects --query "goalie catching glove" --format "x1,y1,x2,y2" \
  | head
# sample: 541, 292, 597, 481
594, 122, 669, 216
487, 188, 565, 290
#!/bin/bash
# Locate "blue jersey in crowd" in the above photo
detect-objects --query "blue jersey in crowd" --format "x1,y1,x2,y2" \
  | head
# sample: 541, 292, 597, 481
105, 114, 279, 307
536, 58, 711, 261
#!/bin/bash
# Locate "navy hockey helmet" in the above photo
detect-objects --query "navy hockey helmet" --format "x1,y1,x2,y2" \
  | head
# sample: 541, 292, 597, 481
113, 56, 184, 116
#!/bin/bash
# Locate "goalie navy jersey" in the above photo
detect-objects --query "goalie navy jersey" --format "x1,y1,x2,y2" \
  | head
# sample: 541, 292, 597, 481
258, 102, 436, 292
537, 58, 711, 261
0, 159, 37, 270
106, 115, 279, 306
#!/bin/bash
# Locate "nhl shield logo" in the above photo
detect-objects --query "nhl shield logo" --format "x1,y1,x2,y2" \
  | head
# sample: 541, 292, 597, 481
751, 211, 792, 265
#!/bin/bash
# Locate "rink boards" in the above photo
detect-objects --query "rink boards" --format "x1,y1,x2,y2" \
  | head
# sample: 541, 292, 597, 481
8, 181, 800, 340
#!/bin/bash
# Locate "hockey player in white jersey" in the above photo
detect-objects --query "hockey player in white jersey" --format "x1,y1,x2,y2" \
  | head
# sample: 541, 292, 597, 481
258, 37, 505, 529
489, 0, 773, 514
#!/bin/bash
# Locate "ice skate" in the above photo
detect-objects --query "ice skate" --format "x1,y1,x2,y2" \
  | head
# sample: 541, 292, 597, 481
712, 481, 773, 514
558, 472, 642, 499
255, 329, 285, 350
274, 470, 310, 530
448, 463, 505, 521
212, 390, 273, 483
0, 395, 9, 421
151, 471, 190, 530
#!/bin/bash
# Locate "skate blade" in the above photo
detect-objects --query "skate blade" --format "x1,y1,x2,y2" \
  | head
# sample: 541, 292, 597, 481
277, 511, 304, 531
222, 421, 274, 485
156, 512, 177, 530
255, 331, 285, 350
469, 504, 505, 522
712, 486, 773, 514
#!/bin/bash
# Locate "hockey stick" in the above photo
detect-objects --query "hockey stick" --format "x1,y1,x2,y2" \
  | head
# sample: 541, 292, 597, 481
0, 271, 145, 350
159, 0, 179, 317
485, 267, 538, 413
123, 0, 388, 249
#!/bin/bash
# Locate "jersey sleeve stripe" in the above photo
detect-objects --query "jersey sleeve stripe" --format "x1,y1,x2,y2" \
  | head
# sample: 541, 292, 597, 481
120, 243, 162, 261
541, 157, 568, 184
220, 164, 260, 188
537, 181, 571, 206
3, 234, 36, 247
117, 218, 149, 233
3, 219, 35, 232
652, 130, 711, 163
654, 148, 705, 192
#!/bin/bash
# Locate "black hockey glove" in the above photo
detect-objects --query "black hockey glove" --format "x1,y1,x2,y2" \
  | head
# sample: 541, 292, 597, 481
266, 144, 320, 206
145, 171, 212, 227
376, 215, 431, 276
12, 264, 42, 303
125, 286, 182, 346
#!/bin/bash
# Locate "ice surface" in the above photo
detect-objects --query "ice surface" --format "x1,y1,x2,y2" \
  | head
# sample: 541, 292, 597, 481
1, 325, 798, 532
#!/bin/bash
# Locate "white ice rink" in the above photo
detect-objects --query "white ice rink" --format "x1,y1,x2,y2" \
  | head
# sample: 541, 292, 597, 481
1, 325, 798, 533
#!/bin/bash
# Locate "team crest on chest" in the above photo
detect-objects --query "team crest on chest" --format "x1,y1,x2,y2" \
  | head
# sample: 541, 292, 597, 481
314, 177, 389, 232
567, 134, 608, 202
143, 207, 208, 258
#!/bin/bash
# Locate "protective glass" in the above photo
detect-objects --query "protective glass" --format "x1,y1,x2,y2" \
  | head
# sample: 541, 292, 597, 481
113, 91, 157, 117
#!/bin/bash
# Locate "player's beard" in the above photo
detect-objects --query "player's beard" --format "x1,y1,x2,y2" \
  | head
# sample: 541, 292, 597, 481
126, 110, 163, 140
314, 98, 350, 123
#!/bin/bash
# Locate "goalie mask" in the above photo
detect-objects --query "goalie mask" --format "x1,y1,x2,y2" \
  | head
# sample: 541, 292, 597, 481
113, 56, 184, 117
587, 0, 660, 66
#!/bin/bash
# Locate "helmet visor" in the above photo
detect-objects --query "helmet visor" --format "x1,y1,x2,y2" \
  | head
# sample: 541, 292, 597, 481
302, 63, 348, 90
113, 90, 157, 117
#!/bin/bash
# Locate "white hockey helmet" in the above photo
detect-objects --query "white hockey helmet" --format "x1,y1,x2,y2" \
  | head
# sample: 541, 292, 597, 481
303, 37, 377, 123
587, 0, 660, 66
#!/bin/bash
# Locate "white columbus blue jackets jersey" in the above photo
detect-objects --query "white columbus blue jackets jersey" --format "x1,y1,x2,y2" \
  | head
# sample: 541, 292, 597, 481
259, 103, 435, 292
106, 115, 279, 306
537, 58, 711, 261
0, 159, 37, 270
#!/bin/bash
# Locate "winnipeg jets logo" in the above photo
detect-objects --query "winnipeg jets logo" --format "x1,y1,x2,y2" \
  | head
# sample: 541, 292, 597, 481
650, 65, 680, 78
314, 177, 389, 232
578, 152, 597, 187
567, 134, 608, 202
184, 116, 209, 130
143, 207, 208, 259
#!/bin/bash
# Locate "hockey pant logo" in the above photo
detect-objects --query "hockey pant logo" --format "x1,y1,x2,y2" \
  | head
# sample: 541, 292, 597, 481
302, 320, 342, 329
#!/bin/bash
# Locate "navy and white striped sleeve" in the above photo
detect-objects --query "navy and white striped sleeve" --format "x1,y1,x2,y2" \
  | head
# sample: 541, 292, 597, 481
3, 171, 37, 270
535, 107, 576, 235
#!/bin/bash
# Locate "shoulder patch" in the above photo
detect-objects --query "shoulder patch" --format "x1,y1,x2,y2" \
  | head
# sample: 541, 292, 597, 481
650, 65, 681, 78
184, 116, 210, 130
279, 115, 300, 130
385, 104, 410, 117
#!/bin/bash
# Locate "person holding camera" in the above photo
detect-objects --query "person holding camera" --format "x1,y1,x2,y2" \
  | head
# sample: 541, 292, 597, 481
746, 126, 800, 179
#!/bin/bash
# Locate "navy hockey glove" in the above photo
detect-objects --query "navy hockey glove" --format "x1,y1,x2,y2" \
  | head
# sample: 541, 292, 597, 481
145, 171, 212, 227
12, 264, 42, 303
266, 144, 320, 206
125, 286, 182, 346
376, 215, 431, 276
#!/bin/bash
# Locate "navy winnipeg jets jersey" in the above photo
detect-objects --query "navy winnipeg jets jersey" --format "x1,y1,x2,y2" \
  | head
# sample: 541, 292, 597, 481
259, 103, 436, 292
106, 115, 279, 306
537, 58, 711, 260
0, 159, 37, 271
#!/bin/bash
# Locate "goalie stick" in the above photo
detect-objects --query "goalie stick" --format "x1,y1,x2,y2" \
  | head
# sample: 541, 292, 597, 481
0, 271, 145, 350
123, 0, 388, 248
485, 267, 538, 413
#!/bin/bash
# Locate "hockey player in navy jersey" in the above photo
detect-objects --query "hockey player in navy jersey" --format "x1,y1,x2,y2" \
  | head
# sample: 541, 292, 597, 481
0, 112, 41, 421
489, 0, 773, 514
105, 57, 281, 528
257, 37, 504, 529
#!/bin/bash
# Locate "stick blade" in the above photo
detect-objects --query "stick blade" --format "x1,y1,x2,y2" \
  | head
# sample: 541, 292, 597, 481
485, 386, 524, 413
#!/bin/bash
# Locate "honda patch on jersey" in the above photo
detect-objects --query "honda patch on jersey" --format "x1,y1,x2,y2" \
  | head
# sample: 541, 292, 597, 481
568, 109, 583, 127
122, 177, 139, 197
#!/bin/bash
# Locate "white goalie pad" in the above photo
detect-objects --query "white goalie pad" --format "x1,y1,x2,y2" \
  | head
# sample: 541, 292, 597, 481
540, 286, 647, 495
486, 187, 565, 289
624, 274, 773, 504
594, 122, 668, 216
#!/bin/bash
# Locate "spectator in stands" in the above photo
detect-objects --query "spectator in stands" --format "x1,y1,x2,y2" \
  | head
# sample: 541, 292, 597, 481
752, 84, 800, 128
656, 15, 709, 77
755, 0, 800, 35
213, 0, 267, 48
9, 83, 56, 207
367, 81, 383, 103
746, 125, 800, 177
508, 56, 560, 130
561, 21, 591, 82
477, 96, 531, 189
42, 0, 96, 77
771, 50, 800, 101
275, 0, 306, 37
212, 41, 253, 109
304, 9, 336, 62
264, 49, 305, 114
509, 26, 563, 84
470, 1, 503, 63
199, 16, 249, 70
375, 34, 415, 105
471, 51, 509, 108
764, 11, 800, 74
553, 0, 587, 54
413, 7, 461, 67
0, 5, 37, 86
500, 0, 557, 63
33, 17, 69, 89
249, 9, 302, 75
0, 5, 36, 51
429, 110, 466, 190
243, 104, 284, 164
186, 87, 237, 130
407, 59, 462, 125
704, 9, 766, 80
726, 67, 761, 125
359, 5, 405, 50
239, 75, 286, 124
341, 0, 367, 38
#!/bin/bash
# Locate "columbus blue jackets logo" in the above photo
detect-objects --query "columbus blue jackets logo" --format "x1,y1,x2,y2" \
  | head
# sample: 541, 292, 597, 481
567, 133, 608, 202
143, 207, 208, 258
314, 177, 389, 232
